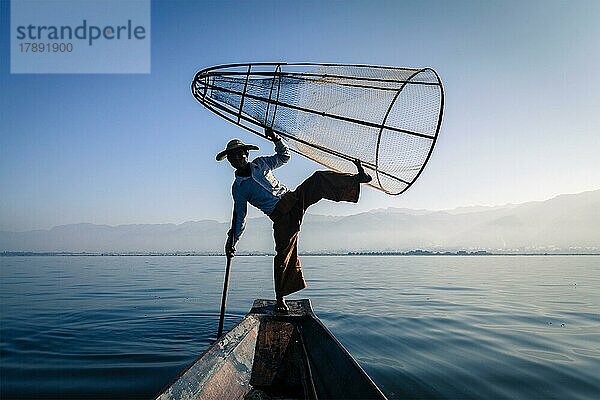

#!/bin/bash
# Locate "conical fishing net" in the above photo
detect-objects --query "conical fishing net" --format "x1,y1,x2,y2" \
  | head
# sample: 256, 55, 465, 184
192, 63, 443, 195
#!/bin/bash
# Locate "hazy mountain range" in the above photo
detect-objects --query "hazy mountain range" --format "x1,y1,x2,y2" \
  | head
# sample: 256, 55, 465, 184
1, 190, 599, 254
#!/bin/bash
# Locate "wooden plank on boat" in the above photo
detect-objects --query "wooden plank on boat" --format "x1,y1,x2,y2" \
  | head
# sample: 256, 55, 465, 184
250, 321, 295, 386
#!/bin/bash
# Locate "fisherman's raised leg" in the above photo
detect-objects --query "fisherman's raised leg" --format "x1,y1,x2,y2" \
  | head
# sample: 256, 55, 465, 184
295, 159, 372, 210
268, 159, 371, 313
353, 158, 373, 183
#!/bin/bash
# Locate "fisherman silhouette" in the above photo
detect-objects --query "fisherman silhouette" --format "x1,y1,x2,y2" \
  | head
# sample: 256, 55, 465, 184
217, 127, 372, 313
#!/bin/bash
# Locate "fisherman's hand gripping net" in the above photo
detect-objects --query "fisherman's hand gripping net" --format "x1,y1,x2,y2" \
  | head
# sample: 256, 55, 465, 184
192, 63, 444, 195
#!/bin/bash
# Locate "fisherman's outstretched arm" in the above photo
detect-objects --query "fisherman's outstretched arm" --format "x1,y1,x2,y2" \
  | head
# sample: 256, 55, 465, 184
226, 191, 247, 256
260, 127, 290, 170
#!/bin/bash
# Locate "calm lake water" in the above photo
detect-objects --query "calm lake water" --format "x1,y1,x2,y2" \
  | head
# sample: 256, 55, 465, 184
1, 255, 599, 399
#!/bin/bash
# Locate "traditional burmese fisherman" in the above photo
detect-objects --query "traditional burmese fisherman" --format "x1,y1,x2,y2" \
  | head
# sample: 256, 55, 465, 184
217, 127, 371, 312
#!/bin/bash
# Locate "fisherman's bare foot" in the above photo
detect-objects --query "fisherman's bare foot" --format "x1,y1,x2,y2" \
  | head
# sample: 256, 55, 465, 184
353, 159, 372, 183
275, 297, 289, 314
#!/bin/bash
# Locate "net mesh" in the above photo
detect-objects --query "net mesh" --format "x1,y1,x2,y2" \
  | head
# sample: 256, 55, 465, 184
192, 63, 443, 195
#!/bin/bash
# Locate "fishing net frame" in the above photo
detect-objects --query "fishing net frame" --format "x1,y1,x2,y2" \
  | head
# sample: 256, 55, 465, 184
192, 62, 444, 195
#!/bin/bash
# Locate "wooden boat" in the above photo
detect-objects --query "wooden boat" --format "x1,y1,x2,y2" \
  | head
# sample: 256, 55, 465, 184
156, 299, 387, 399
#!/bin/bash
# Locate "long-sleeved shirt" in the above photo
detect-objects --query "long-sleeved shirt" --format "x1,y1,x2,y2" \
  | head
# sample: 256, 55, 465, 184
227, 139, 291, 246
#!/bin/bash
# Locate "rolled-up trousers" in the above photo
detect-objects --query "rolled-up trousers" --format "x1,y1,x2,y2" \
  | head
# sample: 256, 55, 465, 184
268, 171, 360, 297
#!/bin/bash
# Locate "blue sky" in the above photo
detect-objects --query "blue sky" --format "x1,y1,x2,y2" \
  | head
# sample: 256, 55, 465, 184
1, 0, 599, 231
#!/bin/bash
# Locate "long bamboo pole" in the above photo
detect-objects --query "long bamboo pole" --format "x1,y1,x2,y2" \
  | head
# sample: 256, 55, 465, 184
216, 255, 233, 338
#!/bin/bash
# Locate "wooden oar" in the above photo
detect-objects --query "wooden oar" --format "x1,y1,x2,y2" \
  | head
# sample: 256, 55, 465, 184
217, 255, 233, 338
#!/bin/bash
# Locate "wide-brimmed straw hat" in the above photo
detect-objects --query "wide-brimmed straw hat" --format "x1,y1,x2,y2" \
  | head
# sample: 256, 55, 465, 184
216, 139, 259, 161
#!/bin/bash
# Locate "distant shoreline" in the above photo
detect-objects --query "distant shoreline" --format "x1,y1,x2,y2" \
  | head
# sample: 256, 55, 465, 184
2, 251, 599, 257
